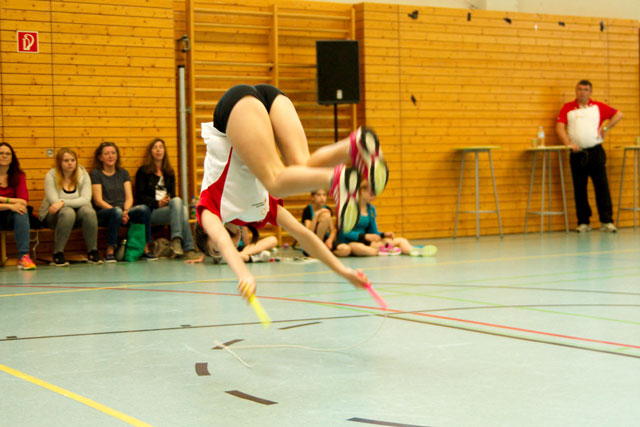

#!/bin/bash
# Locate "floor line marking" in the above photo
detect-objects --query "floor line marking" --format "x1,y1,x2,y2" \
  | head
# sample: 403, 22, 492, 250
2, 285, 638, 351
0, 363, 153, 426
2, 247, 639, 298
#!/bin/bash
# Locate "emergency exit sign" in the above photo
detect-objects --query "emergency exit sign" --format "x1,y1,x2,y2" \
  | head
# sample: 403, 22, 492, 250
17, 31, 38, 53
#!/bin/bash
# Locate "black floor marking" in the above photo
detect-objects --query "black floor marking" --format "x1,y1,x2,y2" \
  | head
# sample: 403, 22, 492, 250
348, 417, 430, 426
195, 363, 210, 376
1, 309, 637, 360
5, 336, 17, 340
212, 339, 244, 349
225, 390, 277, 405
278, 321, 321, 330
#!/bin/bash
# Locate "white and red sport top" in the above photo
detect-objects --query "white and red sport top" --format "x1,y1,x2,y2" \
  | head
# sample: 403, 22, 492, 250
197, 122, 281, 228
557, 99, 617, 149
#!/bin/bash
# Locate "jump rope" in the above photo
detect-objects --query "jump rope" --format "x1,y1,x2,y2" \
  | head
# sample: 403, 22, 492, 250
213, 272, 389, 368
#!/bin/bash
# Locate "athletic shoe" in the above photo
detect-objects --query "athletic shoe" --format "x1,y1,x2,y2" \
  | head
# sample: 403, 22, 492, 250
250, 250, 272, 263
409, 245, 438, 257
87, 250, 103, 264
330, 164, 360, 233
576, 224, 591, 233
171, 237, 184, 257
51, 252, 69, 267
140, 252, 158, 261
379, 245, 401, 256
600, 223, 617, 233
104, 254, 117, 263
18, 254, 36, 270
349, 126, 389, 196
183, 250, 200, 260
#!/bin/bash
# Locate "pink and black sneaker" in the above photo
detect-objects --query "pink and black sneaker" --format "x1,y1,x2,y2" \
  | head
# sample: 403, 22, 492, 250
349, 126, 388, 196
331, 164, 361, 233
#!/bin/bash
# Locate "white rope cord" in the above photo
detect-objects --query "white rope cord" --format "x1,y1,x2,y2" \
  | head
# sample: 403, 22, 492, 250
213, 313, 389, 368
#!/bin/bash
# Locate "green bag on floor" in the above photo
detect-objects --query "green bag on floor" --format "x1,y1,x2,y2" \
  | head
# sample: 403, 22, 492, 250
123, 223, 146, 262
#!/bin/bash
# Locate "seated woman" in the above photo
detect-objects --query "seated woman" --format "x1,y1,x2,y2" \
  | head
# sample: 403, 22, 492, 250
39, 148, 101, 266
135, 138, 197, 259
0, 142, 36, 270
301, 189, 351, 257
337, 181, 437, 257
90, 142, 156, 262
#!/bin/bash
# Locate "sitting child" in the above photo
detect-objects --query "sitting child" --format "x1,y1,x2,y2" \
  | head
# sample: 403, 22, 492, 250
185, 225, 277, 264
301, 189, 351, 257
337, 181, 437, 257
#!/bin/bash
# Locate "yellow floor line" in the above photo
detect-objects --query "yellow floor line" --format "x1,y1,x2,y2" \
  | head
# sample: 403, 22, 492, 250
0, 363, 153, 427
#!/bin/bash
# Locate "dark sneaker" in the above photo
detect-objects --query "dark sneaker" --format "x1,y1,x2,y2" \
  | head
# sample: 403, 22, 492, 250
349, 126, 388, 196
51, 252, 69, 267
104, 254, 117, 263
87, 250, 103, 264
171, 237, 184, 257
330, 164, 360, 233
140, 252, 158, 261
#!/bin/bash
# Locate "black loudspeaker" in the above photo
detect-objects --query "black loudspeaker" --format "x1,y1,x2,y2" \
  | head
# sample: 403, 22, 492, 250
316, 40, 360, 105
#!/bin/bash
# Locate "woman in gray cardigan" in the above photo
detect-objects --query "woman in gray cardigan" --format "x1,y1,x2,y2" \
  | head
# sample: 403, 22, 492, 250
39, 148, 102, 266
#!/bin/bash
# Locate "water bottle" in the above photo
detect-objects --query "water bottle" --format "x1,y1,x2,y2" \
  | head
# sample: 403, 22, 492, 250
537, 125, 545, 147
189, 196, 197, 219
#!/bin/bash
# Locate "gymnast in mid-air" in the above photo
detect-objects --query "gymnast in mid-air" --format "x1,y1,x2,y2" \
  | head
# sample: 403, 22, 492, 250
193, 84, 389, 299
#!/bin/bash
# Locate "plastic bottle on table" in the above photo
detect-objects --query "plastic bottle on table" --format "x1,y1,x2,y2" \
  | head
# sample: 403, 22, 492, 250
537, 125, 545, 147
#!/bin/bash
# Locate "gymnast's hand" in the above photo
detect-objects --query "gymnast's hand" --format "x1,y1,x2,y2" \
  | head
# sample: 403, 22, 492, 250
238, 276, 257, 301
343, 268, 368, 289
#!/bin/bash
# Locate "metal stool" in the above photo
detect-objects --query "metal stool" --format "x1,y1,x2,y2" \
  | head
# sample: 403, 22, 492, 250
454, 146, 503, 238
524, 146, 570, 233
616, 145, 640, 228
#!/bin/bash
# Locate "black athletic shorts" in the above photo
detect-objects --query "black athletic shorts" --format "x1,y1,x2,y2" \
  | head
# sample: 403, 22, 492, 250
213, 84, 285, 134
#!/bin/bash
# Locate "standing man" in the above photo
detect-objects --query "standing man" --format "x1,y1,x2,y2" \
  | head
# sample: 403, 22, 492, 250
556, 80, 623, 233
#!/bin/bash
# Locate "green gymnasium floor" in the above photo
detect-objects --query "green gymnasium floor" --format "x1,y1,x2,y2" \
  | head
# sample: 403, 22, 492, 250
1, 229, 639, 427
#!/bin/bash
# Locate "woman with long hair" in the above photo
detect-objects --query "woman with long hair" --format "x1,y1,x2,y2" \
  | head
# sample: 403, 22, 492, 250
135, 138, 197, 258
39, 148, 101, 266
90, 141, 156, 262
0, 142, 36, 269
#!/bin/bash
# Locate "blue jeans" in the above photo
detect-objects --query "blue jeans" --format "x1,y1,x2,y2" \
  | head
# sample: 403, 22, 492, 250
150, 197, 195, 251
96, 205, 152, 247
0, 210, 31, 258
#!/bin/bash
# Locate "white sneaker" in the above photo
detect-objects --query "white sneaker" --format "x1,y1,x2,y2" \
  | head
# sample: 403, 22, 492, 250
576, 224, 591, 233
250, 251, 272, 263
600, 223, 617, 233
330, 164, 360, 233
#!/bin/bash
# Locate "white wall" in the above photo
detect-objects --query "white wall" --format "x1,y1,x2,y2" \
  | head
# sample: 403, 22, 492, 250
315, 0, 640, 20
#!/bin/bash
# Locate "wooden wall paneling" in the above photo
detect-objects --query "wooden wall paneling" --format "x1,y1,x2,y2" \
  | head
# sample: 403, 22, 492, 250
353, 4, 638, 239
183, 0, 355, 242
1, 0, 178, 261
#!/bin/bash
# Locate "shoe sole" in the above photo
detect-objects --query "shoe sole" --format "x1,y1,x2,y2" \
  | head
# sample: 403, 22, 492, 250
357, 128, 388, 196
337, 167, 361, 233
18, 265, 37, 270
50, 262, 70, 267
88, 260, 104, 264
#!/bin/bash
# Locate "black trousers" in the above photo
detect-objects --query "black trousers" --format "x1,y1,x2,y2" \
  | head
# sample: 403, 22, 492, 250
569, 144, 613, 225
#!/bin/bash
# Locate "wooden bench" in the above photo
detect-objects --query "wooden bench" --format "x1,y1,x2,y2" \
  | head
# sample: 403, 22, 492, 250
1, 221, 288, 266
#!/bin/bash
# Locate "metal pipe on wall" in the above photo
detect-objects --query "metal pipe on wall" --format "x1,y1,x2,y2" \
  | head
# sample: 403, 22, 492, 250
178, 65, 189, 203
